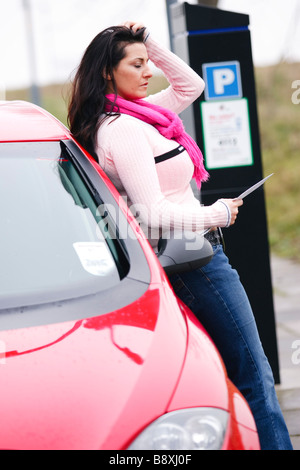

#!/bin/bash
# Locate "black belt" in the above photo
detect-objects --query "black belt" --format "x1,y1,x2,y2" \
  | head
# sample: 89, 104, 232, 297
204, 228, 224, 248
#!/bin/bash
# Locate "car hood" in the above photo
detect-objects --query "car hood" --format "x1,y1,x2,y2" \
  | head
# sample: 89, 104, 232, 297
0, 285, 189, 450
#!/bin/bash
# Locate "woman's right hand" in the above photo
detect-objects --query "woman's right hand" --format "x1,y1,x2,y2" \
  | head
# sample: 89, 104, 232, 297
220, 198, 243, 226
121, 21, 148, 39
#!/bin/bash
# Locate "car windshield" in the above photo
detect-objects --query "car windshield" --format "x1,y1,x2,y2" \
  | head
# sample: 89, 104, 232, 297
0, 141, 125, 309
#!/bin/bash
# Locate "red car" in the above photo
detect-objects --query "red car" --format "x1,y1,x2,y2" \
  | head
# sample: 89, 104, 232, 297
0, 100, 260, 450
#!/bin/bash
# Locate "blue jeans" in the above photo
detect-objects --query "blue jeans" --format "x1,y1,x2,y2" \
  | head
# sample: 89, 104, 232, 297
169, 244, 293, 450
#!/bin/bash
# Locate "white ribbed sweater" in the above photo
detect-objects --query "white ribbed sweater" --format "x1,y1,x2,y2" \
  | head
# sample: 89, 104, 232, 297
96, 36, 229, 247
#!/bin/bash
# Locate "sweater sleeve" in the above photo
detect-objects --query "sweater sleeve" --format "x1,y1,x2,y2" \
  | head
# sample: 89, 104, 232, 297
104, 117, 229, 233
145, 36, 205, 114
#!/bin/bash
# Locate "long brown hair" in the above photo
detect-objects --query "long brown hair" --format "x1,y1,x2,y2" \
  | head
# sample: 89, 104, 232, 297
67, 26, 145, 160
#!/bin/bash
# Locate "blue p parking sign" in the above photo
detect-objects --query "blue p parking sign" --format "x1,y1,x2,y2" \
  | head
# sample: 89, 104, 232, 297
203, 61, 242, 101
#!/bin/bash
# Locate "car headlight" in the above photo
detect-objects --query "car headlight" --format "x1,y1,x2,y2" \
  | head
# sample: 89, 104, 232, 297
128, 408, 228, 450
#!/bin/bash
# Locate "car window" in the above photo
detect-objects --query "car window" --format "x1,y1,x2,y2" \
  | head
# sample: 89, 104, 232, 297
0, 141, 128, 309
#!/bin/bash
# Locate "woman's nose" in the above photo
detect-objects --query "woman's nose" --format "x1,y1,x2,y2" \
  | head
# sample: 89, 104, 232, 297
144, 64, 153, 79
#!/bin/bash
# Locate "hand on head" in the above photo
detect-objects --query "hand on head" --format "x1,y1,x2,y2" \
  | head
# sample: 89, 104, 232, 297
121, 21, 148, 39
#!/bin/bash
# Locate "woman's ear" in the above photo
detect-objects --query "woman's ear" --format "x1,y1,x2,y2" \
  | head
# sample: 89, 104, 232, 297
103, 68, 112, 81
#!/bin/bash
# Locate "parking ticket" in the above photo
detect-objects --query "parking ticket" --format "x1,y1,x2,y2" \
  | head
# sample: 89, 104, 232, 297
234, 174, 273, 200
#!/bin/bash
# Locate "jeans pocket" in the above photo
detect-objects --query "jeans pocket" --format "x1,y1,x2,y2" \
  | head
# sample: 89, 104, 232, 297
170, 276, 196, 308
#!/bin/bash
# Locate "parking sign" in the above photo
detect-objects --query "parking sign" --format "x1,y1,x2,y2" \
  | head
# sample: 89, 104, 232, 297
202, 61, 242, 101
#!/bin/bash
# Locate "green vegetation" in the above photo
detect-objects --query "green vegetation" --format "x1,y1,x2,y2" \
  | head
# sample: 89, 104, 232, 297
6, 62, 300, 261
255, 63, 300, 261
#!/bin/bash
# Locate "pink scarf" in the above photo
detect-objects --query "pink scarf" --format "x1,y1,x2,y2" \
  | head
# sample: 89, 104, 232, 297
105, 94, 209, 188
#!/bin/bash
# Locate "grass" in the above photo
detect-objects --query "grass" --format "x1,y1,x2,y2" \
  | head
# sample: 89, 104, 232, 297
255, 62, 300, 261
6, 63, 300, 261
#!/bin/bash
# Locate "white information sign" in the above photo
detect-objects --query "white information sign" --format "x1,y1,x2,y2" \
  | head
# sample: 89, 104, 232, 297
200, 98, 253, 170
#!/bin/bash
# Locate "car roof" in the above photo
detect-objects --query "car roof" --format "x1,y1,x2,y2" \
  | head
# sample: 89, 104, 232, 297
0, 100, 70, 142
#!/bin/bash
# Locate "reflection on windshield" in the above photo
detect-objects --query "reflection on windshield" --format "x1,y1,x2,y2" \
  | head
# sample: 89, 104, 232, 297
0, 141, 123, 309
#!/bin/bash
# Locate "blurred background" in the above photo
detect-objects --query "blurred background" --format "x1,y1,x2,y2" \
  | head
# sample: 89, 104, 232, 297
1, 0, 300, 261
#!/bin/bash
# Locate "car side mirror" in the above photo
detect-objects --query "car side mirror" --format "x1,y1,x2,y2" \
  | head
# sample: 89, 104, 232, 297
157, 231, 213, 275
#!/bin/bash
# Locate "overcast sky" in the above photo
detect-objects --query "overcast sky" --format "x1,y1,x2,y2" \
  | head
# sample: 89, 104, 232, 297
0, 0, 299, 91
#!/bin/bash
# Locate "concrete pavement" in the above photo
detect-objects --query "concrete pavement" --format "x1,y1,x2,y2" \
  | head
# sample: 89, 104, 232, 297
271, 255, 300, 450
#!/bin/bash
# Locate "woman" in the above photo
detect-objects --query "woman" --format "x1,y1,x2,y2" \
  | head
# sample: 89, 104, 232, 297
68, 21, 293, 450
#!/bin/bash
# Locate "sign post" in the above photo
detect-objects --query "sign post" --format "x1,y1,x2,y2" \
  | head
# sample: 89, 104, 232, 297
170, 2, 280, 383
